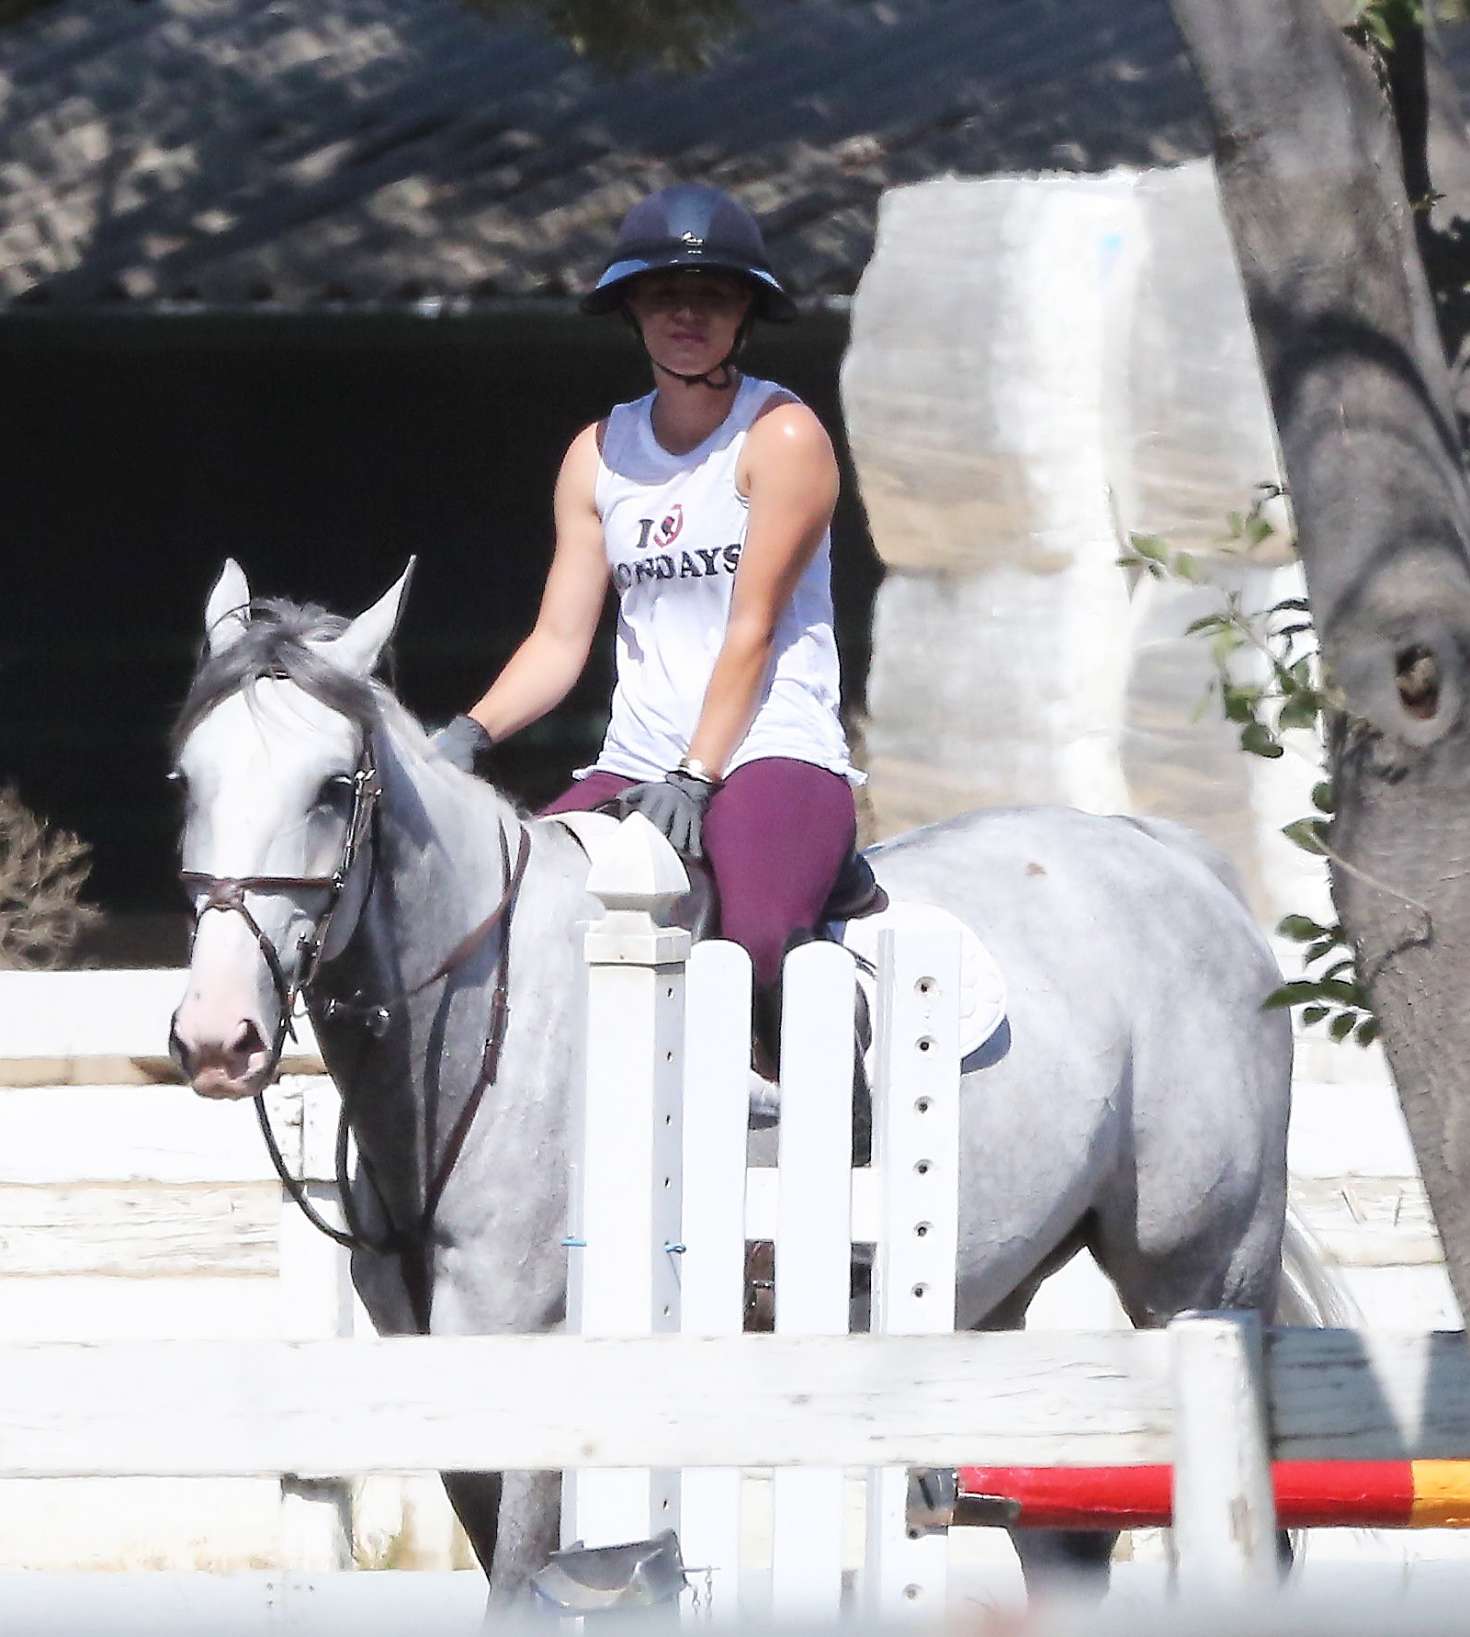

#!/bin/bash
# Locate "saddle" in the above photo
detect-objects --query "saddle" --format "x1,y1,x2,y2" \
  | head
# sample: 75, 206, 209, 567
552, 808, 887, 949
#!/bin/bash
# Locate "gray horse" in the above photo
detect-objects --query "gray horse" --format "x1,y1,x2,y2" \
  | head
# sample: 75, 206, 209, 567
168, 563, 1291, 1602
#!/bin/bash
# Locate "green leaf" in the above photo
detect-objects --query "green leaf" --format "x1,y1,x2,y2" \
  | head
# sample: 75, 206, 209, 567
1320, 958, 1356, 980
1277, 914, 1328, 941
1224, 686, 1260, 724
1173, 551, 1202, 582
1318, 977, 1364, 1006
1225, 510, 1244, 537
1211, 628, 1244, 665
1304, 937, 1341, 963
1129, 533, 1168, 563
1365, 10, 1395, 47
1278, 693, 1320, 732
1302, 1005, 1330, 1026
1355, 1018, 1381, 1047
1330, 1011, 1360, 1043
1283, 818, 1329, 854
1185, 615, 1224, 636
1263, 980, 1326, 1011
1311, 781, 1336, 813
1241, 721, 1284, 758
1245, 515, 1275, 547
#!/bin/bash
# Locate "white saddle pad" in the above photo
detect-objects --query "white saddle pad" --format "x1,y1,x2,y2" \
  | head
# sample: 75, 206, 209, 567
829, 901, 1008, 1066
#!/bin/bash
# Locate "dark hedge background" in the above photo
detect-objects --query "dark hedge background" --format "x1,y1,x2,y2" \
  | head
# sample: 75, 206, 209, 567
3, 307, 879, 960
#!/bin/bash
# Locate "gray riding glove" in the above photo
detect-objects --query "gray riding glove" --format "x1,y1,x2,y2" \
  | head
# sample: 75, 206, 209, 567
432, 714, 495, 776
618, 769, 717, 860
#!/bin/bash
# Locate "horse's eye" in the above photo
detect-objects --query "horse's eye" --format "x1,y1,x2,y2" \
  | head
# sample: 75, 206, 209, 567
318, 773, 355, 805
166, 769, 187, 789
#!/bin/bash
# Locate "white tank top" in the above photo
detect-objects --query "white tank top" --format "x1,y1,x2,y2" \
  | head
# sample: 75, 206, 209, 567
579, 374, 862, 786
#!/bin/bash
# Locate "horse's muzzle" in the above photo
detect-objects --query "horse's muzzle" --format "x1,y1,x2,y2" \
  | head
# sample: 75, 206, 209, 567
170, 1010, 274, 1099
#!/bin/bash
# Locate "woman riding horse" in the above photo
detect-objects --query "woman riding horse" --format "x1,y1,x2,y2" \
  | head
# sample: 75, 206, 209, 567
436, 183, 863, 1062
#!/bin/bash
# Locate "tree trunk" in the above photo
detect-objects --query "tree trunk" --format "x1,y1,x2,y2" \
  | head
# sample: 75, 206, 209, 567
1414, 15, 1470, 428
1168, 0, 1470, 1324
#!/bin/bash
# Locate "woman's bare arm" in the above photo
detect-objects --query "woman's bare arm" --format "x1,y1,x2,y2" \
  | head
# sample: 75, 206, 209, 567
685, 402, 839, 777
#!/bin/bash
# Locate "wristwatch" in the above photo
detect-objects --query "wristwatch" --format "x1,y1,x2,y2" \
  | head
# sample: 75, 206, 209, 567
675, 755, 718, 785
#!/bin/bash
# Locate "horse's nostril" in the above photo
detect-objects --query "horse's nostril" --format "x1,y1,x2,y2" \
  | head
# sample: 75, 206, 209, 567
231, 1018, 267, 1062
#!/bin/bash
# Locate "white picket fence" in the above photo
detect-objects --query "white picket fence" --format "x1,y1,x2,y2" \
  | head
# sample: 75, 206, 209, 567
5, 814, 1470, 1627
560, 812, 964, 1619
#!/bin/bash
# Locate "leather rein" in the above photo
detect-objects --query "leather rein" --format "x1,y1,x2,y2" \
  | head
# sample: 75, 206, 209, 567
178, 742, 532, 1327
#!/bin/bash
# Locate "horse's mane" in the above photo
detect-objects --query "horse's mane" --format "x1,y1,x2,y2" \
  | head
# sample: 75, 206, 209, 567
171, 596, 495, 802
172, 598, 384, 754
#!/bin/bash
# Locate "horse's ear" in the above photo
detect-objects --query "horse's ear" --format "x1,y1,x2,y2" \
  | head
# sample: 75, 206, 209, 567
327, 558, 416, 678
204, 559, 252, 655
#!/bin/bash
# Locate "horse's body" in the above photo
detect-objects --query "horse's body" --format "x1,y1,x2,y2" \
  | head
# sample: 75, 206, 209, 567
170, 567, 1290, 1604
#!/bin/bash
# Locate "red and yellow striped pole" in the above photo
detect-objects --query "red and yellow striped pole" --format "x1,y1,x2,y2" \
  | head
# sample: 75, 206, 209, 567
956, 1463, 1470, 1530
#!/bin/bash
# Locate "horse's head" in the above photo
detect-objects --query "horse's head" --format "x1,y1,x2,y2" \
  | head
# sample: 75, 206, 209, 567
168, 559, 413, 1098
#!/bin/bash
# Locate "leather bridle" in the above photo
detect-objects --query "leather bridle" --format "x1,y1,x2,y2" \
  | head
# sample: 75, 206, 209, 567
177, 752, 382, 1064
175, 734, 532, 1328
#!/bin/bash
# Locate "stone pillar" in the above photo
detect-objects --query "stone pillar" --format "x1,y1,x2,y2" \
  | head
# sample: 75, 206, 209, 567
842, 162, 1328, 936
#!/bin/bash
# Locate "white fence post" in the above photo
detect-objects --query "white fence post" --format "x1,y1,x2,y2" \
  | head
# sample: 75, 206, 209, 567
864, 927, 962, 1621
1169, 1310, 1278, 1592
678, 941, 752, 1623
563, 814, 691, 1553
771, 942, 856, 1622
274, 1075, 356, 1571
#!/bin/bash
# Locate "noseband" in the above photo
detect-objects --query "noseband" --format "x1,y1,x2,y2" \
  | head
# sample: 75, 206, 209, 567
178, 753, 382, 1062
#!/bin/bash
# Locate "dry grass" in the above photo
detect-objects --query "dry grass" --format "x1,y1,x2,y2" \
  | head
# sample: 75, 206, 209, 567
0, 786, 101, 970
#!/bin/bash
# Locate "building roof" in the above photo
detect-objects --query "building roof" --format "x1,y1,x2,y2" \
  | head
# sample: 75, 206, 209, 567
0, 0, 1271, 307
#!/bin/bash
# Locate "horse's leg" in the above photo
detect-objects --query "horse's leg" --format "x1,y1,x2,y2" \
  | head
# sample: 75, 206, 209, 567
438, 1469, 561, 1608
351, 1247, 563, 1599
1088, 1187, 1294, 1579
970, 1224, 1123, 1601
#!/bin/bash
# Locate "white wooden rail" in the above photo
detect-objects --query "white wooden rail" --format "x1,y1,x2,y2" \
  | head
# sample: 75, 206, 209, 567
0, 1327, 1467, 1469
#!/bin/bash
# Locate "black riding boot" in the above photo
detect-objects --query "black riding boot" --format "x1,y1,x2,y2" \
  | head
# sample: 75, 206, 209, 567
752, 928, 871, 1164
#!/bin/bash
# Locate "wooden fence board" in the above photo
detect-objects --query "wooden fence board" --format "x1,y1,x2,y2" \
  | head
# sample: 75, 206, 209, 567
0, 1079, 328, 1185
0, 1183, 279, 1278
2, 1330, 1467, 1479
0, 970, 322, 1082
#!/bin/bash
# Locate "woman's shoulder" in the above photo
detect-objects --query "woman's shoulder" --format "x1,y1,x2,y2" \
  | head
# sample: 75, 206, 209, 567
744, 389, 833, 458
743, 374, 802, 415
595, 390, 656, 462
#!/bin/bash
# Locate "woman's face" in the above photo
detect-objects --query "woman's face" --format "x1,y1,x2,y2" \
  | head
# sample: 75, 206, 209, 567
625, 270, 754, 378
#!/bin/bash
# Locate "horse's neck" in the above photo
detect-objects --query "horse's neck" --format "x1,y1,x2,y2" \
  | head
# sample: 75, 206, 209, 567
319, 727, 584, 1229
373, 738, 521, 964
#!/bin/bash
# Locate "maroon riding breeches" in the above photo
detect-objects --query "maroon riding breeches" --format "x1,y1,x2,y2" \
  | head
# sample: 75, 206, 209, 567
540, 756, 857, 989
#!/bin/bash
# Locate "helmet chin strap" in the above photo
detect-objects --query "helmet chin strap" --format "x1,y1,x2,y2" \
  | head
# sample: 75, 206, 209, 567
624, 310, 754, 391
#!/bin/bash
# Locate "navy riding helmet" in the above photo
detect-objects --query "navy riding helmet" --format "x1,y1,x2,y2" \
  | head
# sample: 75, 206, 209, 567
581, 183, 797, 323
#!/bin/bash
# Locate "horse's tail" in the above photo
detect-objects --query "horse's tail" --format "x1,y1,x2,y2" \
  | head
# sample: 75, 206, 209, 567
1274, 1206, 1399, 1570
1118, 814, 1253, 910
1275, 1204, 1362, 1327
